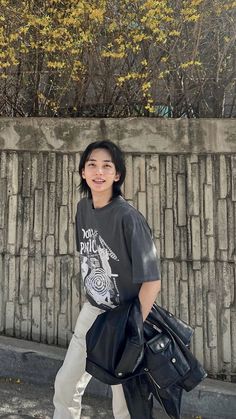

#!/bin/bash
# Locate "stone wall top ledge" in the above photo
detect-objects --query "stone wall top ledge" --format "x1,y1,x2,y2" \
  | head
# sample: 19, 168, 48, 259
0, 117, 235, 154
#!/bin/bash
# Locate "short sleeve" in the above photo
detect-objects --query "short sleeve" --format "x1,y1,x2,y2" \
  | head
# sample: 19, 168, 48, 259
123, 211, 161, 283
75, 203, 81, 252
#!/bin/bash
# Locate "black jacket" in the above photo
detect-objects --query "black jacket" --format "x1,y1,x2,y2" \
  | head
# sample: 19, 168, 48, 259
85, 298, 207, 418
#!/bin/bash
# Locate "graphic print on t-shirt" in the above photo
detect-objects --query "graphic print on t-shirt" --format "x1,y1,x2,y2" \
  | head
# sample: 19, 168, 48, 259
80, 228, 120, 308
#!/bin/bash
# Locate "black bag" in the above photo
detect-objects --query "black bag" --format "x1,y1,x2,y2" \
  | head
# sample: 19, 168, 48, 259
145, 304, 207, 392
86, 299, 144, 385
147, 304, 194, 345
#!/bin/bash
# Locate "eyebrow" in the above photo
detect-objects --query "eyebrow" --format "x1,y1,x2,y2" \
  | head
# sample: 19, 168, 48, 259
87, 158, 113, 162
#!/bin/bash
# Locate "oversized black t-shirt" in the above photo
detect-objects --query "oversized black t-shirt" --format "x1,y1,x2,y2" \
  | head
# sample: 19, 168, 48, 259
75, 196, 161, 310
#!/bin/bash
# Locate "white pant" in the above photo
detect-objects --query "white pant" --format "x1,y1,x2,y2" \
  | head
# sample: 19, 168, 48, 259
53, 301, 130, 419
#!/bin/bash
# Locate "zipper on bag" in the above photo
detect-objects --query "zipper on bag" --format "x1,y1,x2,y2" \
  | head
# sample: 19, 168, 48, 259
145, 371, 173, 419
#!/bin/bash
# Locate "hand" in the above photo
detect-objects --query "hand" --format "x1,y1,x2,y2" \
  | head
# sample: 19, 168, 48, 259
138, 280, 161, 321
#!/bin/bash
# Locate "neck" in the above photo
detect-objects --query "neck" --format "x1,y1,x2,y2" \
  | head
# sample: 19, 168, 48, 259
91, 191, 113, 208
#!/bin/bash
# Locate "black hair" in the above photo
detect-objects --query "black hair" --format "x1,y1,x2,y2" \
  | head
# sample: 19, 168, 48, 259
79, 140, 126, 199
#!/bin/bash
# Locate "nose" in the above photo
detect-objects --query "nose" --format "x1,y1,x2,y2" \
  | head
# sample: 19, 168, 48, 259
95, 166, 104, 174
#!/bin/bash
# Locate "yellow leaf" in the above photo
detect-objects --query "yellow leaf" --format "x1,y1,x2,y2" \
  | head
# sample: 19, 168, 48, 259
0, 62, 11, 68
142, 81, 151, 91
90, 9, 104, 23
9, 33, 19, 42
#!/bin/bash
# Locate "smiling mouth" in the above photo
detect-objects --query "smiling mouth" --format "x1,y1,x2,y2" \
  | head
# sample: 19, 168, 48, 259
93, 179, 105, 183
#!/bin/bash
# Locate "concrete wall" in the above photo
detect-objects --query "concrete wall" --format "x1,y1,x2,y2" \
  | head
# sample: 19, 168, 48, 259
0, 118, 236, 381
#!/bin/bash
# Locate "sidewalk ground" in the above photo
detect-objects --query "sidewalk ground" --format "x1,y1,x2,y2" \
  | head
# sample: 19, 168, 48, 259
0, 335, 235, 419
0, 377, 213, 419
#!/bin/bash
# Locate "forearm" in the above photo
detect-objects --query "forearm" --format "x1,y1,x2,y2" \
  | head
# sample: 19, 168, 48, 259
138, 280, 161, 321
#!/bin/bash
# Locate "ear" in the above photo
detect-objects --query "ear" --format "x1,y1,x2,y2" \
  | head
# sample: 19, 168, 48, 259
82, 169, 86, 179
114, 172, 120, 182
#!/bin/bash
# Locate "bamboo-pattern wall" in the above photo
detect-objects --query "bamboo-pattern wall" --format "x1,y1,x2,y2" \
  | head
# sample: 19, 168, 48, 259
0, 118, 236, 381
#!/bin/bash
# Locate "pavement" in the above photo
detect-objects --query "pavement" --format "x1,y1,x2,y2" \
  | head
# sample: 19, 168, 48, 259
0, 335, 236, 419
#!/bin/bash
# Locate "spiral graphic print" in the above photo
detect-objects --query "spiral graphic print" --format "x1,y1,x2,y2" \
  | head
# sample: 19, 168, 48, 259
85, 268, 110, 296
80, 229, 120, 308
84, 267, 118, 307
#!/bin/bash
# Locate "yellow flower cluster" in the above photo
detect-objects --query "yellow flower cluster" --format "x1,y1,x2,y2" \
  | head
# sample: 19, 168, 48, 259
181, 0, 204, 22
47, 61, 66, 69
117, 72, 148, 85
37, 91, 59, 112
180, 60, 202, 69
0, 0, 234, 118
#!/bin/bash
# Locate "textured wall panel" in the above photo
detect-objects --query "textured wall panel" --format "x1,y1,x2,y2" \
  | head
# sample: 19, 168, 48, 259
0, 119, 236, 382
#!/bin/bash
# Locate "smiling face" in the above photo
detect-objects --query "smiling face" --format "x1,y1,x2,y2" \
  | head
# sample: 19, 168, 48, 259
82, 148, 120, 204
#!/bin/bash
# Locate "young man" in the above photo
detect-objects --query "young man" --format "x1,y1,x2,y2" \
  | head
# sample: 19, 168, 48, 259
53, 140, 161, 419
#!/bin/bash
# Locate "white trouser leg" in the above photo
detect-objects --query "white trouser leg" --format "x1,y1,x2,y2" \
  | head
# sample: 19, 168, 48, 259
111, 384, 131, 419
53, 302, 104, 419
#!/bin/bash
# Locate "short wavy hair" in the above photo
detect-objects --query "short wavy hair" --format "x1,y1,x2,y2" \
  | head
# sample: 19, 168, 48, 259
78, 140, 126, 199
